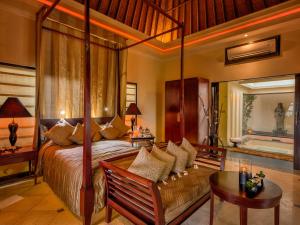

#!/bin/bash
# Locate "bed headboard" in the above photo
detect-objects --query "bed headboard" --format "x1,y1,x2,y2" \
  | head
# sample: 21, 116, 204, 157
40, 117, 114, 130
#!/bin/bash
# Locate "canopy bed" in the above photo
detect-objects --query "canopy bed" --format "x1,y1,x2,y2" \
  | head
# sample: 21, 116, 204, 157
34, 1, 225, 225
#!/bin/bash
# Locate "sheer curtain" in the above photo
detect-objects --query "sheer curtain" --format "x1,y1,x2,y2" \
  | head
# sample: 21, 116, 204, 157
39, 19, 127, 119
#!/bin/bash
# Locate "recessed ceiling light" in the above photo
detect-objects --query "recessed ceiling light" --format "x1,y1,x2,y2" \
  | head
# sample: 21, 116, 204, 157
244, 34, 248, 37
240, 79, 295, 89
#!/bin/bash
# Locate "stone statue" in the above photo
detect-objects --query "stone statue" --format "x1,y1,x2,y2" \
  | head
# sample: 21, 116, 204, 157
274, 103, 286, 135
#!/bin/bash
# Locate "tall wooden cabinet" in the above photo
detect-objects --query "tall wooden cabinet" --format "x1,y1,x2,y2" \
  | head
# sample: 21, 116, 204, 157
294, 74, 300, 170
165, 77, 209, 144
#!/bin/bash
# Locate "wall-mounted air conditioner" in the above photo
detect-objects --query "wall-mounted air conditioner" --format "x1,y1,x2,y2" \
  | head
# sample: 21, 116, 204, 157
225, 36, 280, 65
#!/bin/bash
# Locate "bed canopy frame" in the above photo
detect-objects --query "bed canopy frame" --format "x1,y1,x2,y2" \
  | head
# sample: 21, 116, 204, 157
35, 1, 185, 225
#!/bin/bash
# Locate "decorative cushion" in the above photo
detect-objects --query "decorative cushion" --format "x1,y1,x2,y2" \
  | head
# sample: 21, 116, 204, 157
40, 124, 49, 144
69, 123, 84, 144
128, 147, 166, 182
151, 145, 175, 181
68, 120, 102, 144
91, 119, 102, 142
180, 137, 198, 167
166, 141, 188, 173
92, 131, 102, 142
45, 120, 74, 146
110, 115, 130, 137
100, 126, 120, 139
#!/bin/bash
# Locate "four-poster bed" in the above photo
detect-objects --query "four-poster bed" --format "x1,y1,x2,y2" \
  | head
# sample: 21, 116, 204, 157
34, 1, 186, 225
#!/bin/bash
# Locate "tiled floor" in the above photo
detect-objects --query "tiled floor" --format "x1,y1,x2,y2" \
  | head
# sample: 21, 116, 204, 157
0, 159, 300, 225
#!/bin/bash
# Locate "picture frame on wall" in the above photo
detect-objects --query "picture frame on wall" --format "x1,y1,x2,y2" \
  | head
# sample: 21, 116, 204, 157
225, 35, 280, 65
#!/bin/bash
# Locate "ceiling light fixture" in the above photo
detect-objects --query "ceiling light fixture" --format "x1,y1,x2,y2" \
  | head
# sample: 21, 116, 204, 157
36, 0, 300, 53
240, 79, 295, 89
244, 34, 248, 37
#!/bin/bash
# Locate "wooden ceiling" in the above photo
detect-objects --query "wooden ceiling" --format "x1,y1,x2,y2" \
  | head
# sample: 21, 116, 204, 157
74, 0, 288, 43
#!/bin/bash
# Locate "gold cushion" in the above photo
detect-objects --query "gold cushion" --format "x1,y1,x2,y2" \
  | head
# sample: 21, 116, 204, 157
128, 147, 166, 182
91, 119, 102, 141
45, 120, 74, 146
92, 131, 102, 142
69, 120, 102, 144
180, 137, 198, 167
110, 115, 130, 137
69, 123, 84, 144
160, 166, 216, 223
100, 126, 120, 139
166, 141, 188, 173
151, 145, 175, 181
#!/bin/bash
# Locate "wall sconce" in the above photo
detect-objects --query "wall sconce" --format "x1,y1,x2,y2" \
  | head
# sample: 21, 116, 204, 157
60, 110, 66, 121
104, 107, 108, 112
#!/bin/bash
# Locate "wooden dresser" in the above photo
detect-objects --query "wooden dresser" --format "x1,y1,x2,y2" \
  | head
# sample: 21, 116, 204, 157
165, 77, 209, 143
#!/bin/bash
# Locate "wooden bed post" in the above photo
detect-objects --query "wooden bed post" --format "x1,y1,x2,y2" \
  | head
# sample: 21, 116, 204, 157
80, 0, 94, 225
180, 23, 185, 140
34, 6, 46, 184
116, 49, 121, 117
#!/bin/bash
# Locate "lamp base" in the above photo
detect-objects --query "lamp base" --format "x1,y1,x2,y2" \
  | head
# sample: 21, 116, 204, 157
8, 120, 18, 146
131, 117, 136, 131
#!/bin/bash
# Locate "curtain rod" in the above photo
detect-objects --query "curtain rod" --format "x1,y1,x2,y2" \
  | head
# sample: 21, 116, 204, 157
46, 17, 122, 46
42, 26, 118, 51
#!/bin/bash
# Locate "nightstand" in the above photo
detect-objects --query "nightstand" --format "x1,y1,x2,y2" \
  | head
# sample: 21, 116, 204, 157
0, 146, 36, 183
131, 135, 155, 147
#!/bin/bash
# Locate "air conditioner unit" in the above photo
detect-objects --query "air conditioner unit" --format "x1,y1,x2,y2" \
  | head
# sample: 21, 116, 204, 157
225, 36, 280, 65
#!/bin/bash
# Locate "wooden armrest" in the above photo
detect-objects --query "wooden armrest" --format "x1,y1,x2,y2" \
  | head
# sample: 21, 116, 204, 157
100, 161, 165, 225
192, 144, 227, 171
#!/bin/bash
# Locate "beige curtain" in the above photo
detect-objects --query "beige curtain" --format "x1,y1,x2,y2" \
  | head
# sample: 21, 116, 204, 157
39, 20, 127, 119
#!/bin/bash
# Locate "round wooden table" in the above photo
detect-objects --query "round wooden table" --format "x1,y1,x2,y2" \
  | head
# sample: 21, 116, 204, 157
209, 171, 282, 225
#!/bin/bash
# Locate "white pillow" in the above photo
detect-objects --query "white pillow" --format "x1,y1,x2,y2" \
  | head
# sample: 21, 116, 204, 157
151, 145, 175, 181
128, 147, 166, 182
166, 141, 188, 173
180, 137, 197, 167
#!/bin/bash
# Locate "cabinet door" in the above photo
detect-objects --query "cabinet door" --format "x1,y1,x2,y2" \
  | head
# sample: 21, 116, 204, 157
165, 80, 181, 142
184, 78, 199, 143
294, 74, 300, 169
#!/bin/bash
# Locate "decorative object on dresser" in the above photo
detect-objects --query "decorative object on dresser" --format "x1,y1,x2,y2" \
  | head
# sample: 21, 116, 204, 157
125, 103, 141, 131
210, 171, 282, 225
0, 146, 35, 184
0, 97, 32, 146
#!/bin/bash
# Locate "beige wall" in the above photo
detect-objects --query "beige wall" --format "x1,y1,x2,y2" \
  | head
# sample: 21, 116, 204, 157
162, 29, 300, 83
0, 2, 35, 67
156, 28, 300, 141
127, 49, 163, 140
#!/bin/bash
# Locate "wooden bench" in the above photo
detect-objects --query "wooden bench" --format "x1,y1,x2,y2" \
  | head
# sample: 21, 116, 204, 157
100, 144, 226, 225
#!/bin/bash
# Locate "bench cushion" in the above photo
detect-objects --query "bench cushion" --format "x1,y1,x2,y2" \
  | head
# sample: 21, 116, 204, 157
159, 166, 216, 224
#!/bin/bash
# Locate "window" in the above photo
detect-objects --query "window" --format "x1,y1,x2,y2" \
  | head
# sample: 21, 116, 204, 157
126, 82, 137, 109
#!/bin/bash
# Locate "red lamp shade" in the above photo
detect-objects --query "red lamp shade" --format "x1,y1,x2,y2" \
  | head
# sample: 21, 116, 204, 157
0, 97, 32, 118
125, 103, 141, 115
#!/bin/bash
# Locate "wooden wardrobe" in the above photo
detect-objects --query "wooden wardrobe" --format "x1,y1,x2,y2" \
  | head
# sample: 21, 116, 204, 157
165, 77, 209, 144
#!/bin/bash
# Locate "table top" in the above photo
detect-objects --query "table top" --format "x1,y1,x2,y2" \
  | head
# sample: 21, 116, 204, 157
0, 146, 34, 157
210, 171, 282, 209
131, 135, 155, 140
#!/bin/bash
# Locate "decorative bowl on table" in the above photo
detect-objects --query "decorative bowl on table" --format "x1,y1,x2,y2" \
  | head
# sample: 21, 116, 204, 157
245, 171, 266, 198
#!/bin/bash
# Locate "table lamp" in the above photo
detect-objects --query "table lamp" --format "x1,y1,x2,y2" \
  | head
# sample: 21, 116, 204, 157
125, 103, 141, 131
0, 97, 32, 146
